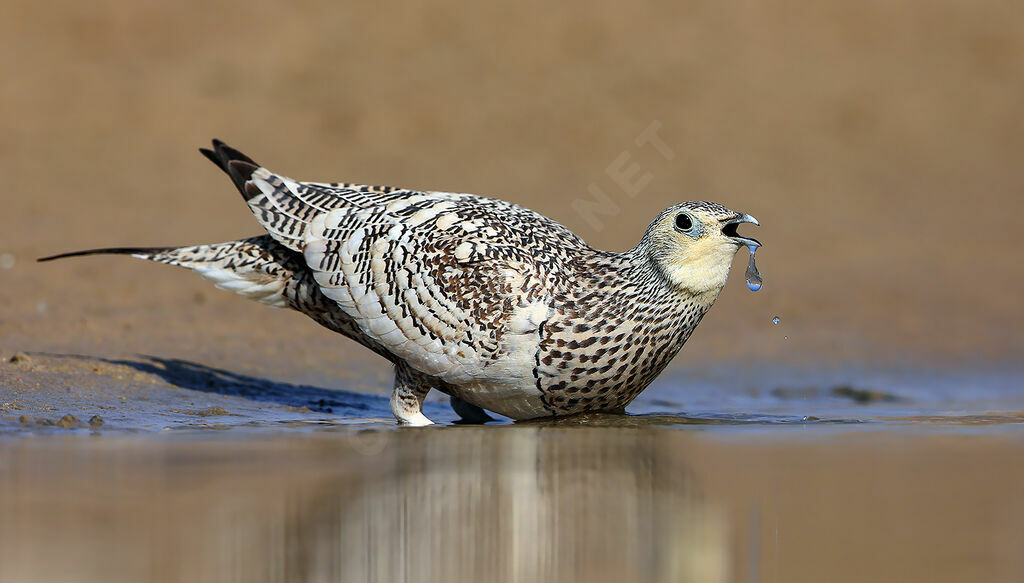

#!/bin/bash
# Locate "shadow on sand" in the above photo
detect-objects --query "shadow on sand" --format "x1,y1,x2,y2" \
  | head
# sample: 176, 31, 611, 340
112, 355, 392, 416
28, 352, 394, 417
140, 356, 374, 409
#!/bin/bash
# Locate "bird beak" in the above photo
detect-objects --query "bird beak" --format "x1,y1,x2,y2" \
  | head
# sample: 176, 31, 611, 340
721, 213, 761, 248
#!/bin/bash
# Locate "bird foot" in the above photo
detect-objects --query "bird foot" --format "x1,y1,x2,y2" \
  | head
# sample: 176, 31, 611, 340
396, 412, 434, 427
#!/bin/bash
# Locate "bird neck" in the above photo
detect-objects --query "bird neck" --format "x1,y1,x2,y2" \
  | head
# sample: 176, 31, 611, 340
619, 240, 728, 308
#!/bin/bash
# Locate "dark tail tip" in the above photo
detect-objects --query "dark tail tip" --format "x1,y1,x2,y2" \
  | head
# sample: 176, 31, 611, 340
37, 247, 173, 263
200, 139, 261, 196
228, 160, 261, 201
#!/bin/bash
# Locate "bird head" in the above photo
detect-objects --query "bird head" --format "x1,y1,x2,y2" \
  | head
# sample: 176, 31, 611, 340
640, 201, 761, 294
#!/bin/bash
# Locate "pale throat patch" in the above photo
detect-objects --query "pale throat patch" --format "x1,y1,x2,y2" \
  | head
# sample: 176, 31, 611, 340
662, 238, 739, 295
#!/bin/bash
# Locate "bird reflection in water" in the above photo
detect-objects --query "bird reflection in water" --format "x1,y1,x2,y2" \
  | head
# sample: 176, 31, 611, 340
0, 426, 727, 583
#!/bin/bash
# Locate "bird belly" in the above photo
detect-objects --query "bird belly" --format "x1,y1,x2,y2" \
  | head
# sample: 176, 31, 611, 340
441, 294, 553, 420
447, 380, 550, 420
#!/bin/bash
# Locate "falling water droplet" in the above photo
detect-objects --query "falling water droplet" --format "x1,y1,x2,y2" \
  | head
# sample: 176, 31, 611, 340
784, 335, 789, 340
772, 316, 780, 325
744, 245, 762, 291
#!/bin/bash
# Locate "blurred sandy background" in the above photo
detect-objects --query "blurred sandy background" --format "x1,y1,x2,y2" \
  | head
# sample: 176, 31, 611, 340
2, 0, 1022, 381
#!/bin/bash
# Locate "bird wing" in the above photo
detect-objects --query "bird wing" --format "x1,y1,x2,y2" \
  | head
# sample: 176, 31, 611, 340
241, 166, 558, 385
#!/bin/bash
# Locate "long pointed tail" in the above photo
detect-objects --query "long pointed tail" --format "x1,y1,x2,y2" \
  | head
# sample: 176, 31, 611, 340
38, 236, 302, 308
38, 247, 176, 262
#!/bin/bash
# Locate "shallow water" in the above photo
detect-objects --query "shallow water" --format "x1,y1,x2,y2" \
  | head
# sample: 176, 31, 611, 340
2, 355, 1023, 582
2, 422, 1022, 583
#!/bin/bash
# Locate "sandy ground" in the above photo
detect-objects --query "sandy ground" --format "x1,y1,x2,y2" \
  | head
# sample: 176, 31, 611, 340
1, 0, 1022, 374
1, 1, 1023, 581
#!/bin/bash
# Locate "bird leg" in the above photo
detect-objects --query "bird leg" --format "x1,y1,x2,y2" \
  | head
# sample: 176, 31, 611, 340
391, 363, 434, 426
449, 395, 496, 424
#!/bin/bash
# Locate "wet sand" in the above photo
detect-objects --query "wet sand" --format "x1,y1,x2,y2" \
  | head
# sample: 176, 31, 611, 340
2, 0, 1023, 581
3, 352, 1023, 434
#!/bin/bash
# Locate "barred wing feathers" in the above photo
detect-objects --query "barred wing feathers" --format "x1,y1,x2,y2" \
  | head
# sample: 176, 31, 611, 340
241, 165, 567, 389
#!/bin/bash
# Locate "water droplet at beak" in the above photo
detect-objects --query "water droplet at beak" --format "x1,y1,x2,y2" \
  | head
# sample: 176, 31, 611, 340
744, 245, 762, 292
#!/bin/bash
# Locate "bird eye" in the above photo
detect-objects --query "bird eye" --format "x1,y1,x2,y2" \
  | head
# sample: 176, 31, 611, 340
674, 213, 693, 231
